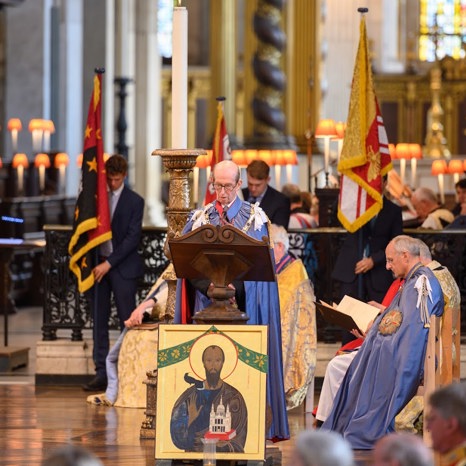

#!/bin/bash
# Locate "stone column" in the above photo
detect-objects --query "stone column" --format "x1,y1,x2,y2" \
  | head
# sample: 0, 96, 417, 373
134, 0, 165, 226
209, 0, 236, 135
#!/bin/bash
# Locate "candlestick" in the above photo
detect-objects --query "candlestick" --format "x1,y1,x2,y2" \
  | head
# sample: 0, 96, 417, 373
410, 158, 417, 188
39, 165, 46, 192
58, 165, 66, 194
437, 173, 445, 205
11, 130, 19, 153
17, 166, 24, 194
32, 130, 43, 153
286, 164, 292, 184
399, 158, 406, 186
171, 5, 188, 149
274, 165, 281, 189
43, 131, 51, 152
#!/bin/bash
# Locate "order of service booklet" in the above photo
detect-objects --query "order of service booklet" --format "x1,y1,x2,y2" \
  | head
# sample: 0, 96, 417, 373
315, 295, 381, 334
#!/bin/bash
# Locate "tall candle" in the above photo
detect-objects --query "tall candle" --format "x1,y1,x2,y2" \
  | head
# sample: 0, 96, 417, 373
437, 174, 445, 205
17, 166, 24, 194
171, 4, 188, 149
274, 165, 281, 190
286, 164, 292, 184
32, 130, 43, 153
39, 165, 46, 192
11, 130, 19, 153
59, 165, 66, 194
410, 158, 417, 188
323, 137, 330, 173
43, 131, 51, 152
399, 158, 406, 186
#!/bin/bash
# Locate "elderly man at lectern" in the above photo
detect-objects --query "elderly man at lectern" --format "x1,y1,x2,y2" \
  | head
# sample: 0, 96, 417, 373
174, 159, 290, 442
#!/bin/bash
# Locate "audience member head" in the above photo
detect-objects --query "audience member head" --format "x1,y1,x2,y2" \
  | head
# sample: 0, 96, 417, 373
411, 187, 440, 221
385, 235, 421, 279
426, 382, 466, 455
301, 191, 313, 214
212, 160, 242, 206
246, 160, 271, 199
270, 224, 289, 263
282, 184, 302, 205
41, 445, 103, 466
292, 430, 354, 466
417, 239, 433, 265
105, 154, 128, 193
455, 179, 466, 206
373, 433, 433, 466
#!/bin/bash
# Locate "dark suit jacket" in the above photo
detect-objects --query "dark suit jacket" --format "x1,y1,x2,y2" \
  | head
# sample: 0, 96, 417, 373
332, 197, 403, 293
107, 186, 144, 279
242, 185, 290, 228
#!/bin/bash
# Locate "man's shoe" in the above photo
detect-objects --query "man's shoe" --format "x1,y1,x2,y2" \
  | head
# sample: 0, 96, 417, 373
82, 376, 107, 392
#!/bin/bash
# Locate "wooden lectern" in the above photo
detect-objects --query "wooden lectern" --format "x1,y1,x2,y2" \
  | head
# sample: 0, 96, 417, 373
168, 224, 276, 324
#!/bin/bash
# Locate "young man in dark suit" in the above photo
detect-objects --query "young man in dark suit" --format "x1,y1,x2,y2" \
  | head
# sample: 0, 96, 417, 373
242, 160, 290, 228
83, 154, 145, 391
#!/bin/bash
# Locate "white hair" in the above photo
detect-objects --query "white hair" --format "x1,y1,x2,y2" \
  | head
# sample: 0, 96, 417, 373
417, 239, 432, 262
374, 433, 434, 466
294, 430, 354, 466
269, 223, 289, 251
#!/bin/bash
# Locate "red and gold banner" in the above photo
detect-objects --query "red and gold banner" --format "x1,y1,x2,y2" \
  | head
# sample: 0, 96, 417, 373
204, 99, 231, 205
337, 16, 392, 233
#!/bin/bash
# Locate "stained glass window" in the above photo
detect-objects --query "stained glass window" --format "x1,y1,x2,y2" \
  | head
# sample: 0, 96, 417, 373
419, 0, 466, 61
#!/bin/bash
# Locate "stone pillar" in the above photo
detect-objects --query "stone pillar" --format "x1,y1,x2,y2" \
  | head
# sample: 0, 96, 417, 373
209, 0, 236, 135
134, 0, 165, 226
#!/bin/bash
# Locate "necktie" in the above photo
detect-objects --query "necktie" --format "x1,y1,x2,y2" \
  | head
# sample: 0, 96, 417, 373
220, 207, 229, 226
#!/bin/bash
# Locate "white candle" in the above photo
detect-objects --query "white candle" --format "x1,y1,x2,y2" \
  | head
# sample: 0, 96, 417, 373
274, 165, 281, 189
400, 158, 406, 186
193, 166, 199, 207
171, 5, 188, 149
43, 131, 51, 152
59, 165, 66, 194
337, 139, 343, 164
39, 165, 46, 192
324, 137, 330, 173
438, 174, 445, 205
17, 166, 24, 194
410, 158, 417, 188
32, 130, 43, 153
286, 164, 292, 184
11, 130, 18, 153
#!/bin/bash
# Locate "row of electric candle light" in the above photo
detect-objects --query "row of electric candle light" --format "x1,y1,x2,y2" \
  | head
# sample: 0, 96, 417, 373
9, 152, 70, 194
7, 118, 56, 153
431, 158, 466, 204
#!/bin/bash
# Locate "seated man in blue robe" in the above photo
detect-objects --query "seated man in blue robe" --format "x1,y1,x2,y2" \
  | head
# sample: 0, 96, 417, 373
322, 235, 444, 450
174, 160, 289, 442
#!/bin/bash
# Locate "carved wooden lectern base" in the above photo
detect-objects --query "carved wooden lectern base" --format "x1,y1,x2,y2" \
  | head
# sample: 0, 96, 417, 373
168, 223, 275, 325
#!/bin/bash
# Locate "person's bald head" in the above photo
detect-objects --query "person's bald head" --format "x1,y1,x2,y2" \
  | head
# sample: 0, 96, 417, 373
212, 160, 242, 206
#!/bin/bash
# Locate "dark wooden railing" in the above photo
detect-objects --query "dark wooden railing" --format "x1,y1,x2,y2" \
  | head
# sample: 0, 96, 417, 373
42, 225, 169, 341
42, 225, 466, 342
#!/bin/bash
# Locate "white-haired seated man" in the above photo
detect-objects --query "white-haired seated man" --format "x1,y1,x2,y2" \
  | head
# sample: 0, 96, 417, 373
269, 224, 317, 410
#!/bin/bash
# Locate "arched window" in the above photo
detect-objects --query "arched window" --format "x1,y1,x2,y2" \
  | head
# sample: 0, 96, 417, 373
419, 0, 466, 61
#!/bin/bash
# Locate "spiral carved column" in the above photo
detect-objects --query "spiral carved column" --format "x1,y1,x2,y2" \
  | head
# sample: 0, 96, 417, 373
250, 0, 290, 148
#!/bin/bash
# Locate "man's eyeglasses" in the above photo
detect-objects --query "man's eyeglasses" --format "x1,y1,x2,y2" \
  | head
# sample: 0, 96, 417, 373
213, 182, 237, 193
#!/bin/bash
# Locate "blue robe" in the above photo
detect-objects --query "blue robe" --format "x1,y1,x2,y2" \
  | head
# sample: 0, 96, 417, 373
321, 264, 444, 449
174, 196, 290, 441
